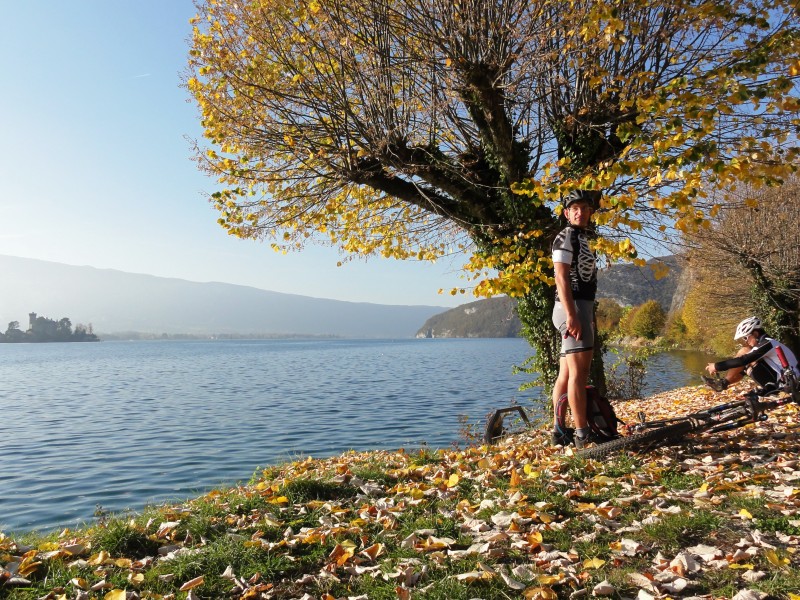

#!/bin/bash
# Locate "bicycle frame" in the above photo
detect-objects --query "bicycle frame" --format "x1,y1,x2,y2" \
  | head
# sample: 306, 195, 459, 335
630, 346, 799, 434
577, 353, 800, 459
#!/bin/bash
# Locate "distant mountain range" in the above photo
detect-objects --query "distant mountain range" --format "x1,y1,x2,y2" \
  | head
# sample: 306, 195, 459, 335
0, 255, 447, 338
416, 256, 683, 338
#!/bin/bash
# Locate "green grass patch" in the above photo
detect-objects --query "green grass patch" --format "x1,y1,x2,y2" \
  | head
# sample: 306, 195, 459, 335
601, 453, 640, 477
144, 534, 298, 596
409, 447, 442, 466
89, 519, 161, 557
279, 477, 359, 503
638, 509, 723, 553
351, 465, 399, 487
657, 468, 706, 490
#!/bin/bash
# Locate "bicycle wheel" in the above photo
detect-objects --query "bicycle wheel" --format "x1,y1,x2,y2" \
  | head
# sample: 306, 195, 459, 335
577, 420, 695, 459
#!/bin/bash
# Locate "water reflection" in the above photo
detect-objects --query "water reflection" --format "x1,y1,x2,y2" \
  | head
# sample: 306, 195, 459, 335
670, 349, 717, 377
606, 348, 716, 397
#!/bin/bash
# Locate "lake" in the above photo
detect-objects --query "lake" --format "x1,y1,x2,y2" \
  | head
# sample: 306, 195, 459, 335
0, 338, 712, 533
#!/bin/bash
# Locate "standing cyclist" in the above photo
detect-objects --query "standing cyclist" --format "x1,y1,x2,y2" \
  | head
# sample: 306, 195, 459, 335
704, 316, 799, 392
551, 189, 602, 448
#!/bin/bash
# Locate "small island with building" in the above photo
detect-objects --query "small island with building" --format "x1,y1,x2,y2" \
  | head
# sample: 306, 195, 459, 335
1, 312, 99, 343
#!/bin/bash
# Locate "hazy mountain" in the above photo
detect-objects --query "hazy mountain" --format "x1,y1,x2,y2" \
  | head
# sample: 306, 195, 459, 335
416, 256, 682, 338
0, 255, 447, 338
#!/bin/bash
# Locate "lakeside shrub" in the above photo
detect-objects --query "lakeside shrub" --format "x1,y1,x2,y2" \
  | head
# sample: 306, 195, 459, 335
605, 346, 655, 399
628, 300, 666, 340
596, 298, 624, 336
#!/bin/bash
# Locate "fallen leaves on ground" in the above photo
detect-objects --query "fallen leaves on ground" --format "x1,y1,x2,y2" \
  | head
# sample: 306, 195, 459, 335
1, 382, 799, 599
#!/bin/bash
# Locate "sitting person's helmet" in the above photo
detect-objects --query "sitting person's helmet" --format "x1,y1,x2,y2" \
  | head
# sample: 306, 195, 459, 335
563, 189, 601, 209
734, 316, 762, 342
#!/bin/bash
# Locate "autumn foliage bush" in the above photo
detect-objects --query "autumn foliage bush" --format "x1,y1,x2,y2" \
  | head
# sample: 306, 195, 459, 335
618, 300, 667, 340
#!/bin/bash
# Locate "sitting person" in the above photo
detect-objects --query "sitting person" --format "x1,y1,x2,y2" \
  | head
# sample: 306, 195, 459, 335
704, 316, 799, 392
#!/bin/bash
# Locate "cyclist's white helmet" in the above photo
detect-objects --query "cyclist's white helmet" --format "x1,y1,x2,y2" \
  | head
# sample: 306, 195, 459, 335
734, 316, 762, 342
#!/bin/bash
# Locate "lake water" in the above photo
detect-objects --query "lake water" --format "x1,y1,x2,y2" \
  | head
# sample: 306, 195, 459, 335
0, 339, 712, 533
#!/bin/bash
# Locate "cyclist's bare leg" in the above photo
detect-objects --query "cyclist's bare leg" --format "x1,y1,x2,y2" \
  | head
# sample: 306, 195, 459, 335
724, 347, 750, 385
552, 356, 569, 428
566, 349, 593, 429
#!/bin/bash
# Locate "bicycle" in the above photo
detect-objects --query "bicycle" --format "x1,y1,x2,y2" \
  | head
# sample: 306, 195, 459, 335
483, 346, 799, 456
577, 346, 800, 459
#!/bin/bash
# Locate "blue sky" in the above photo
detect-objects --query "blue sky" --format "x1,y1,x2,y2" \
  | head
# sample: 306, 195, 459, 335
0, 1, 471, 307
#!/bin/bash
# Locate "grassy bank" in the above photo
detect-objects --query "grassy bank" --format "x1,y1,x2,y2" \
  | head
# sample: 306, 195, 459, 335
2, 383, 800, 600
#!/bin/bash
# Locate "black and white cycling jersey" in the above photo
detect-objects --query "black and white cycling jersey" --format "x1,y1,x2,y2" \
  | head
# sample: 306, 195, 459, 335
714, 335, 800, 383
552, 225, 597, 302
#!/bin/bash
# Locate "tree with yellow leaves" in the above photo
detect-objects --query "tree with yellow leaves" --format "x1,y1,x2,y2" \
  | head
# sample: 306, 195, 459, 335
187, 0, 799, 389
682, 177, 800, 351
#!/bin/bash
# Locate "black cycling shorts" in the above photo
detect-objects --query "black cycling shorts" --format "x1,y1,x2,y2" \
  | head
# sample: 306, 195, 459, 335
747, 361, 778, 387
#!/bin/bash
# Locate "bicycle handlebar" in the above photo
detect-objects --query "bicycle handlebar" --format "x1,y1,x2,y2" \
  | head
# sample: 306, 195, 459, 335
776, 346, 790, 369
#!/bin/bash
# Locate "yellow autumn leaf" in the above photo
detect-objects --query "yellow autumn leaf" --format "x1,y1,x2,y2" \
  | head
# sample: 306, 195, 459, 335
592, 476, 615, 486
70, 577, 89, 590
179, 575, 205, 591
728, 563, 755, 570
788, 593, 800, 600
128, 572, 145, 585
536, 573, 564, 585
527, 531, 543, 544
739, 509, 753, 519
329, 542, 355, 566
361, 542, 385, 561
454, 570, 493, 582
89, 550, 111, 565
524, 585, 559, 599
104, 591, 127, 600
583, 557, 606, 569
524, 464, 540, 478
115, 558, 132, 568
765, 549, 790, 567
18, 558, 42, 577
447, 473, 460, 488
39, 542, 60, 552
597, 506, 622, 519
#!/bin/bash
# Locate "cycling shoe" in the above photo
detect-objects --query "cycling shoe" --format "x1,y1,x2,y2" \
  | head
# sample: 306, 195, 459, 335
702, 375, 728, 392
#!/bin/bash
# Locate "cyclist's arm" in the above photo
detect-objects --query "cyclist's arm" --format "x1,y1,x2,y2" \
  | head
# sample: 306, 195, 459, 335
554, 260, 584, 340
714, 342, 771, 372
